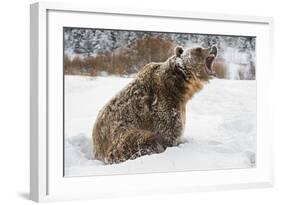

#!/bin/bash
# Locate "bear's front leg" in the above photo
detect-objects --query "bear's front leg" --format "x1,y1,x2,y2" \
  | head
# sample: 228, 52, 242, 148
104, 129, 166, 164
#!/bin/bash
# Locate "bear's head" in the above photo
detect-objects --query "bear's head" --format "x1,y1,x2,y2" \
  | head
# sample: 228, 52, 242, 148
175, 45, 218, 81
137, 45, 218, 102
154, 45, 218, 102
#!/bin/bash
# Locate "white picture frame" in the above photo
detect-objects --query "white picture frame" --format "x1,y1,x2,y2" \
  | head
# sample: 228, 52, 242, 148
30, 1, 274, 202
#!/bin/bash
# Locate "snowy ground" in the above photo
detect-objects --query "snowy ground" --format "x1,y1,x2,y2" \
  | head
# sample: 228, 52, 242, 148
64, 75, 256, 177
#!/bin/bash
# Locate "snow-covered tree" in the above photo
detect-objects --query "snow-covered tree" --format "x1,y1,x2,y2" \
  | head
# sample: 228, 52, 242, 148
63, 28, 256, 80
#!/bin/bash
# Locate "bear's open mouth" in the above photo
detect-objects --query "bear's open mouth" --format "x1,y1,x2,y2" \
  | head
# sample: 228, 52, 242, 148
205, 55, 216, 76
204, 46, 217, 77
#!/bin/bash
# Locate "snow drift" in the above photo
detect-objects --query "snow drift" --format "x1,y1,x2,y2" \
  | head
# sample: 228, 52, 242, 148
64, 75, 256, 177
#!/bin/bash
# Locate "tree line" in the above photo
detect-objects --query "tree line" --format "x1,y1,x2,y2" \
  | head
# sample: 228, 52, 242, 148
64, 28, 256, 79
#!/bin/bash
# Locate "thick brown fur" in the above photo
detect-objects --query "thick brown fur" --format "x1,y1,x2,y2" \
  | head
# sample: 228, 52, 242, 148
92, 46, 217, 164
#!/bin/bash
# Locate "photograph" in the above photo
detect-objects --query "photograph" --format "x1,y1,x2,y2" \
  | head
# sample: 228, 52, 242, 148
63, 27, 256, 177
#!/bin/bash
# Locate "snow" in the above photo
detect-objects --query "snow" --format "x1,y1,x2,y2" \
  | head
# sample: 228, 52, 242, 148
222, 47, 254, 79
64, 75, 256, 177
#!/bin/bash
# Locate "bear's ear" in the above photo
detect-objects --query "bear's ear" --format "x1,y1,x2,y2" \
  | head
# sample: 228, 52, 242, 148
175, 46, 184, 57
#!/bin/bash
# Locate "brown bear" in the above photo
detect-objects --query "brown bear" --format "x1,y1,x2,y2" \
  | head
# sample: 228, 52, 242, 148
92, 45, 218, 164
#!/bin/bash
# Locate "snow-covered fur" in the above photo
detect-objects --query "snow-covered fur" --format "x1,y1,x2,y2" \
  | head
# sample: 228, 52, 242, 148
92, 46, 217, 164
